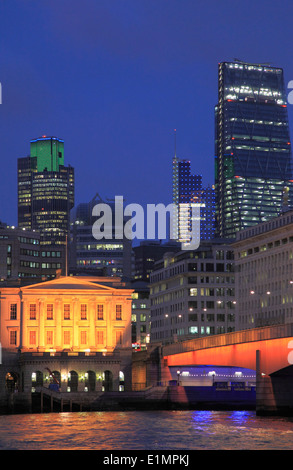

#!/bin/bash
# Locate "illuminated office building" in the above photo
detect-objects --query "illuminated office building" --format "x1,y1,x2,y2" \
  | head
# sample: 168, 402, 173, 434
69, 194, 132, 279
172, 156, 215, 242
17, 137, 74, 277
215, 60, 293, 238
150, 240, 235, 344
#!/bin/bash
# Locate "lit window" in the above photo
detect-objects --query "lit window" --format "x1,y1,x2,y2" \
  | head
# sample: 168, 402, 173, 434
64, 331, 70, 345
47, 331, 53, 345
46, 304, 54, 320
97, 304, 104, 320
10, 304, 17, 320
80, 331, 87, 345
29, 330, 36, 345
96, 331, 104, 345
64, 304, 70, 320
116, 331, 122, 345
116, 305, 122, 320
9, 330, 17, 345
81, 304, 87, 320
30, 304, 37, 320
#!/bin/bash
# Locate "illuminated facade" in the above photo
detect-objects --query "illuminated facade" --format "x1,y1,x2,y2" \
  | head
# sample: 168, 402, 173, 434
17, 136, 74, 277
233, 209, 293, 330
172, 156, 215, 243
215, 60, 293, 238
150, 240, 235, 344
131, 281, 151, 350
0, 276, 133, 398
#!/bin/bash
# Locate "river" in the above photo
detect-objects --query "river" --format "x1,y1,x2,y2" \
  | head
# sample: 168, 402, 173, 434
0, 410, 293, 451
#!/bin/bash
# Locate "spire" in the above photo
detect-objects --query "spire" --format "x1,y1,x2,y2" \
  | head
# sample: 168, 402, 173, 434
174, 128, 177, 159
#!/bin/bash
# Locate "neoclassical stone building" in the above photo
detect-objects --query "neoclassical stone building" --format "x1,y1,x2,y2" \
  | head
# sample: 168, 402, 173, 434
0, 276, 133, 411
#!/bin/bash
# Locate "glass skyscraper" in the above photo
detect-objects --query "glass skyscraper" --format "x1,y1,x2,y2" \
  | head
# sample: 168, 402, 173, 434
215, 60, 293, 238
172, 155, 215, 243
17, 136, 74, 277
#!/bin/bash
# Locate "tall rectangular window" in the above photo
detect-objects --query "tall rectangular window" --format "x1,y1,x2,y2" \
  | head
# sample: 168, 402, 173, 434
116, 305, 122, 320
29, 330, 36, 345
30, 304, 36, 320
10, 304, 17, 320
9, 330, 17, 345
116, 330, 122, 345
81, 304, 87, 320
64, 331, 71, 345
96, 330, 104, 345
46, 304, 54, 320
47, 331, 53, 345
80, 330, 87, 345
64, 304, 70, 320
97, 304, 104, 320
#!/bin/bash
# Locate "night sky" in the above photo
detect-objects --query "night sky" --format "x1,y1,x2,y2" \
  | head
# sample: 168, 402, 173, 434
2, 0, 293, 229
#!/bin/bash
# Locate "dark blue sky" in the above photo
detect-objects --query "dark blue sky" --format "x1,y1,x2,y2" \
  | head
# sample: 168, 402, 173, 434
1, 0, 293, 225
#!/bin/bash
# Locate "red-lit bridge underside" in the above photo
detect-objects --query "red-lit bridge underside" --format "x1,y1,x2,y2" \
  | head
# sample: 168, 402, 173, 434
163, 324, 293, 376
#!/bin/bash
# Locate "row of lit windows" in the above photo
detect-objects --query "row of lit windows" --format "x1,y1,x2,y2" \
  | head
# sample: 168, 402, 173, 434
9, 303, 124, 321
9, 329, 123, 347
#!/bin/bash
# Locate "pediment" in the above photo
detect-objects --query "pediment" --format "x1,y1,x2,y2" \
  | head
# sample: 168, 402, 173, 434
21, 276, 117, 291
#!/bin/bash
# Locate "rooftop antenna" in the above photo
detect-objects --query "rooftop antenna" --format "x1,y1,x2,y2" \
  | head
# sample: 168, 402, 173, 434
174, 129, 177, 159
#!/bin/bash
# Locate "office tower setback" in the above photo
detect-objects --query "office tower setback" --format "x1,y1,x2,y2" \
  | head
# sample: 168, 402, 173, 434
215, 60, 293, 238
17, 136, 74, 276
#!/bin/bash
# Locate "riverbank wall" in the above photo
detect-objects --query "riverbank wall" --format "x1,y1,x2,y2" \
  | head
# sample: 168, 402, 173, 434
0, 384, 256, 414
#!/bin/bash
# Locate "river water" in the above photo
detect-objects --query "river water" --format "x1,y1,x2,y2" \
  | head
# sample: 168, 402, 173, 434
0, 410, 293, 451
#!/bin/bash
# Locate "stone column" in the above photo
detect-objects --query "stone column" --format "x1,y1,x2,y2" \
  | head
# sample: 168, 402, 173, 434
105, 297, 114, 350
38, 299, 45, 350
89, 298, 96, 349
55, 298, 62, 350
22, 300, 28, 349
72, 297, 79, 350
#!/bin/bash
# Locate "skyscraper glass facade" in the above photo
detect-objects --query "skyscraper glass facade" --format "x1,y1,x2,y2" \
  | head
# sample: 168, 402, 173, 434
215, 61, 293, 238
172, 157, 215, 242
17, 137, 74, 275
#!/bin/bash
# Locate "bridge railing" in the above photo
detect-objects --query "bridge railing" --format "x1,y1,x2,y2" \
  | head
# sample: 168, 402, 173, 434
162, 323, 293, 356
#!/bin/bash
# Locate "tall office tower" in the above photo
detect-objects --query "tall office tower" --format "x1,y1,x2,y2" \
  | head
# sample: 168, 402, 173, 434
17, 136, 74, 276
69, 193, 132, 280
215, 60, 293, 238
173, 152, 215, 242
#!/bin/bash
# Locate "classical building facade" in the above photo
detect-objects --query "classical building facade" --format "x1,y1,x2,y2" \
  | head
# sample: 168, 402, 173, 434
0, 276, 133, 406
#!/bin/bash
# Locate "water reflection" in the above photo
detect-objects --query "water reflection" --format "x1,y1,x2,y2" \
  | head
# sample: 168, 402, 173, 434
1, 410, 293, 450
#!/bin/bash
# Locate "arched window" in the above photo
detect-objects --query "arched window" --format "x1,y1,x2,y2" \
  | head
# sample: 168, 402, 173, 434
103, 370, 113, 392
68, 370, 78, 392
85, 371, 96, 392
5, 372, 18, 393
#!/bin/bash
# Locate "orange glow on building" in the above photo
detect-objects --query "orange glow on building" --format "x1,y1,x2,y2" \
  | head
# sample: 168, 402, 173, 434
0, 276, 133, 353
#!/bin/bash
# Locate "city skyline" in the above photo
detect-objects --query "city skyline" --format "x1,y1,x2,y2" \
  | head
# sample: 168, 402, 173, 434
2, 1, 293, 230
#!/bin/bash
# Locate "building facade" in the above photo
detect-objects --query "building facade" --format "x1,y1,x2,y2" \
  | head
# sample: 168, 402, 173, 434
132, 240, 181, 282
0, 222, 41, 281
69, 194, 132, 280
131, 281, 151, 351
17, 136, 74, 277
233, 209, 293, 330
0, 276, 133, 399
172, 155, 215, 243
215, 60, 293, 239
149, 240, 236, 344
